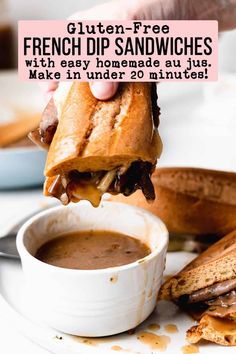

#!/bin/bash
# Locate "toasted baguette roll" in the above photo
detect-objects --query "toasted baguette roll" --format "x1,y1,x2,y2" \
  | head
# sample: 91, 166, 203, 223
45, 82, 161, 175
32, 82, 162, 206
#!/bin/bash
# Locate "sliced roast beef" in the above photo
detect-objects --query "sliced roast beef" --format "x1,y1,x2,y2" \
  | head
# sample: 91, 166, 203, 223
206, 290, 236, 308
39, 98, 58, 146
46, 161, 155, 206
205, 290, 236, 319
29, 98, 58, 149
188, 278, 236, 304
178, 283, 236, 322
28, 129, 49, 150
151, 82, 160, 128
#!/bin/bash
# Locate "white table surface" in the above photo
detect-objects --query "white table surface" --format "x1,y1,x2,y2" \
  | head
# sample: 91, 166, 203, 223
0, 189, 52, 354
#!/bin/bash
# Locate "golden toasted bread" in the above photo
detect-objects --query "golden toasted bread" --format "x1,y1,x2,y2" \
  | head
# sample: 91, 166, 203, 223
187, 315, 236, 346
159, 229, 236, 300
45, 82, 161, 176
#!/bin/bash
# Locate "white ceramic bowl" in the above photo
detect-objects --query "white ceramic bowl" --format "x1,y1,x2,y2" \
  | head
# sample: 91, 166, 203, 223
0, 146, 46, 188
17, 201, 168, 337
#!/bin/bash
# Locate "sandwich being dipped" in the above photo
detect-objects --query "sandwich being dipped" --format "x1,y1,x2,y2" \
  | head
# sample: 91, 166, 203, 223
30, 82, 162, 206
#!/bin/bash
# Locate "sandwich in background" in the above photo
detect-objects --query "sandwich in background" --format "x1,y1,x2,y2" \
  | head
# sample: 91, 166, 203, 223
159, 230, 236, 346
110, 167, 236, 239
30, 82, 162, 207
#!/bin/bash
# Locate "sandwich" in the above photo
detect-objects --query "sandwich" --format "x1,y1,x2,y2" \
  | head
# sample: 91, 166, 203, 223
109, 167, 236, 238
30, 82, 162, 206
159, 229, 236, 346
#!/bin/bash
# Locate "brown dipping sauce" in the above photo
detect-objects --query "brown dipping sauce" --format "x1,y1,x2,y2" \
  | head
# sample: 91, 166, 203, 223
35, 230, 151, 270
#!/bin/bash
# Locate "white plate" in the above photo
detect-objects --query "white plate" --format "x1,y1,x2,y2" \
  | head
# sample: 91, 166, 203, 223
0, 250, 235, 354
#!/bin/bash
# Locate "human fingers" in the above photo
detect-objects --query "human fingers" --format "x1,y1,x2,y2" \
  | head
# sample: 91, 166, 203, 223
89, 82, 119, 100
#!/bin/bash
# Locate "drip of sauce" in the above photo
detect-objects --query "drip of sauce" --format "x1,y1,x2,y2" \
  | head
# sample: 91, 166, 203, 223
181, 344, 199, 354
73, 335, 141, 353
137, 331, 170, 351
36, 230, 150, 270
73, 336, 114, 346
111, 346, 134, 352
206, 316, 236, 332
164, 324, 178, 333
80, 338, 97, 346
69, 182, 102, 207
111, 346, 123, 351
110, 274, 118, 283
147, 323, 160, 331
136, 261, 148, 325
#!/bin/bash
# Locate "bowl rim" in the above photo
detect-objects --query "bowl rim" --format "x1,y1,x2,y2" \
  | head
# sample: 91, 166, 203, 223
16, 201, 169, 275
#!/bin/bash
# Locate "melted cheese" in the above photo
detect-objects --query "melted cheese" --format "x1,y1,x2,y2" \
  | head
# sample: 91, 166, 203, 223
70, 183, 102, 207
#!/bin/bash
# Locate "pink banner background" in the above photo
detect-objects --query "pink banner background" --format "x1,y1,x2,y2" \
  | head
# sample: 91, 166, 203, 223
18, 20, 218, 81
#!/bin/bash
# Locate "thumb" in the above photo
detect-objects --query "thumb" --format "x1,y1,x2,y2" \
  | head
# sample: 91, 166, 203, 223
89, 82, 119, 100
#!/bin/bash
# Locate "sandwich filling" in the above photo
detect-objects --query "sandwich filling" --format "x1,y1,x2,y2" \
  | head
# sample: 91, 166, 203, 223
177, 279, 236, 345
29, 98, 58, 149
178, 278, 236, 321
45, 160, 155, 207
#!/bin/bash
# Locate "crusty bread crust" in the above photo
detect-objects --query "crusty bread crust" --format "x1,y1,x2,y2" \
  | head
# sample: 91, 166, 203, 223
110, 167, 236, 236
159, 230, 236, 300
187, 315, 236, 346
45, 82, 161, 177
154, 167, 236, 206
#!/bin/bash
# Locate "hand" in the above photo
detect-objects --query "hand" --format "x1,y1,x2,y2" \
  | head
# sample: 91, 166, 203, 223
39, 81, 119, 101
41, 0, 236, 100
